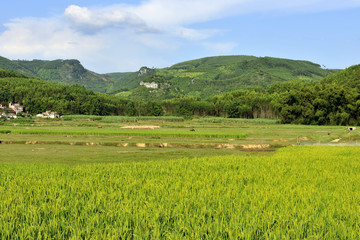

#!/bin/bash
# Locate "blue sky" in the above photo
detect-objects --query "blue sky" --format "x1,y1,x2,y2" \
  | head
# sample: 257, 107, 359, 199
0, 0, 360, 73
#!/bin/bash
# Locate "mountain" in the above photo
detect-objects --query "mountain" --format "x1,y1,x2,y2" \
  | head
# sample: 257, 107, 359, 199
0, 56, 112, 93
113, 56, 339, 100
1, 55, 339, 100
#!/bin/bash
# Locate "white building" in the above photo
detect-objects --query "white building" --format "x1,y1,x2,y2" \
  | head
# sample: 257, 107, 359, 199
36, 110, 60, 119
8, 102, 23, 114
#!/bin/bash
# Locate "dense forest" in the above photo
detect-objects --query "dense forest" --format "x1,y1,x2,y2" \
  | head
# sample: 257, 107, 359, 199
1, 63, 360, 125
277, 65, 360, 125
0, 71, 128, 116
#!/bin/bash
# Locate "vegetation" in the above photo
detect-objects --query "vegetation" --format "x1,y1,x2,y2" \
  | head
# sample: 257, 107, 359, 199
0, 75, 131, 115
63, 115, 185, 122
1, 145, 360, 238
0, 56, 112, 92
0, 55, 337, 98
276, 65, 360, 125
160, 65, 360, 125
1, 56, 360, 126
1, 117, 359, 238
0, 69, 28, 78
0, 127, 247, 139
113, 56, 337, 101
1, 116, 359, 238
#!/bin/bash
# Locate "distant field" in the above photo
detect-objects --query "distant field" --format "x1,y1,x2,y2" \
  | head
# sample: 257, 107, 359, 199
1, 116, 358, 149
1, 117, 360, 238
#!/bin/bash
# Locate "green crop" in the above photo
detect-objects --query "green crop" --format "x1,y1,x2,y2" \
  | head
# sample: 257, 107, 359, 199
1, 146, 360, 239
63, 115, 185, 122
199, 117, 280, 124
0, 128, 247, 139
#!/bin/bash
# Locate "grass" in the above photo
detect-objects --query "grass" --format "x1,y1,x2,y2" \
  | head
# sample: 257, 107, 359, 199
63, 115, 185, 122
1, 146, 360, 238
0, 128, 247, 139
199, 117, 280, 124
0, 116, 357, 149
0, 144, 262, 165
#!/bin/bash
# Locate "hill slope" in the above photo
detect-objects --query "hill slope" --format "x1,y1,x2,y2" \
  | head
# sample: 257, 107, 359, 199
0, 69, 132, 115
0, 57, 113, 93
114, 56, 338, 100
1, 55, 338, 99
321, 64, 360, 89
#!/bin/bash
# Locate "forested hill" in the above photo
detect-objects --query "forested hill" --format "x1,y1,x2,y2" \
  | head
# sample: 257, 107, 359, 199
0, 56, 112, 93
272, 64, 360, 125
0, 70, 133, 115
321, 64, 360, 89
1, 55, 338, 100
113, 56, 339, 100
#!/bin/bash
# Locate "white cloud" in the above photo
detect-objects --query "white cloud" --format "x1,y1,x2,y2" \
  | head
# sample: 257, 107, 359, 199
175, 28, 219, 40
126, 0, 360, 26
0, 0, 359, 72
126, 0, 244, 27
0, 18, 104, 58
63, 5, 158, 34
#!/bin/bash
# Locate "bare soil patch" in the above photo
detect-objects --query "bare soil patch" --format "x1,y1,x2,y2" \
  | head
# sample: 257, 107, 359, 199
241, 144, 270, 149
120, 126, 160, 129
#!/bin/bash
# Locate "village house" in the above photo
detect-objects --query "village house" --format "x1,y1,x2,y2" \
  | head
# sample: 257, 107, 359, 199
8, 102, 24, 114
36, 110, 60, 119
0, 111, 17, 119
0, 102, 24, 118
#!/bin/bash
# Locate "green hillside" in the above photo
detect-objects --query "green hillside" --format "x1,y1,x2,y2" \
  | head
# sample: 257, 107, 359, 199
166, 56, 337, 94
0, 69, 131, 115
1, 55, 339, 100
321, 64, 360, 89
0, 57, 113, 93
104, 72, 140, 94
111, 56, 339, 100
0, 56, 32, 74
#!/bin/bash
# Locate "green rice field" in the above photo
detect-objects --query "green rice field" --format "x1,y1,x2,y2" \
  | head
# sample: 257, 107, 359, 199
1, 117, 360, 238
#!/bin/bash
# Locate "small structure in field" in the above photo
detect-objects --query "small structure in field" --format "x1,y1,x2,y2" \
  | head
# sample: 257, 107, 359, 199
348, 127, 356, 131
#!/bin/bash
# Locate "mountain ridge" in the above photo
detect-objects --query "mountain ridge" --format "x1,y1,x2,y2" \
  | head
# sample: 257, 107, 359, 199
121, 55, 339, 100
0, 57, 113, 92
0, 55, 340, 100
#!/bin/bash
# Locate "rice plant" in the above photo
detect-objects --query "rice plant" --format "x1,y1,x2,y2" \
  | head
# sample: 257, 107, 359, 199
1, 146, 360, 239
